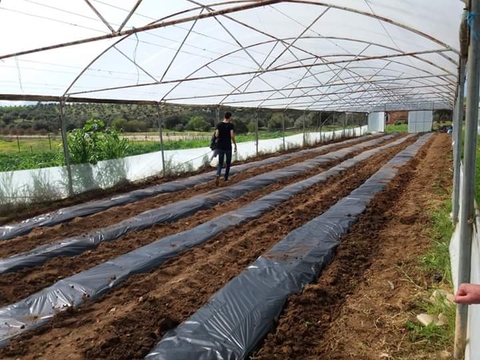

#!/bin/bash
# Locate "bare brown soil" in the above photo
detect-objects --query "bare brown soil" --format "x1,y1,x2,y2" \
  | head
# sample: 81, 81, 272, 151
0, 135, 415, 359
0, 135, 375, 225
0, 134, 451, 360
0, 136, 414, 308
0, 135, 389, 258
252, 133, 453, 360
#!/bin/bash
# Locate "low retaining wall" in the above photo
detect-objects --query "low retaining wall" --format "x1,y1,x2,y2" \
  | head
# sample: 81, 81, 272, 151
0, 127, 367, 205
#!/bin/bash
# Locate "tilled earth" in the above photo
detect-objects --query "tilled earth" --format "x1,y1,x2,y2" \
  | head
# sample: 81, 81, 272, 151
0, 135, 405, 308
252, 133, 452, 359
0, 134, 386, 258
0, 135, 380, 227
0, 133, 443, 360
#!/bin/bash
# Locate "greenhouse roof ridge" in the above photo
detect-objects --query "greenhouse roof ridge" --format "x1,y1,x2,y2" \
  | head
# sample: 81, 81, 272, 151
0, 0, 465, 111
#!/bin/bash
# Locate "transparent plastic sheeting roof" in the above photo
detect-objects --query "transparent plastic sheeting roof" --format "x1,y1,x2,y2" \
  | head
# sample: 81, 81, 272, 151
0, 0, 464, 112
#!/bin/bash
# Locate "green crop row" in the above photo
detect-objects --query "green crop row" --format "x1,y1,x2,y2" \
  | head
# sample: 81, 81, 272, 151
0, 151, 64, 172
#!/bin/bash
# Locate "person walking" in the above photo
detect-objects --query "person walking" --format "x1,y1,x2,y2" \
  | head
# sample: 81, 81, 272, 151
215, 111, 237, 185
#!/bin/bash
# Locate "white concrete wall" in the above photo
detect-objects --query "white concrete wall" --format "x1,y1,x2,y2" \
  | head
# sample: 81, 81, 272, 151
0, 127, 367, 204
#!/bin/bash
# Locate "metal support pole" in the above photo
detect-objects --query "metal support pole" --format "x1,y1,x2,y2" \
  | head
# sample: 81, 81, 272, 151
431, 102, 435, 132
302, 112, 306, 147
343, 113, 347, 138
319, 112, 323, 143
453, 58, 466, 224
412, 111, 416, 133
59, 100, 74, 196
156, 103, 166, 177
282, 112, 286, 151
255, 111, 259, 156
452, 99, 459, 156
454, 3, 480, 358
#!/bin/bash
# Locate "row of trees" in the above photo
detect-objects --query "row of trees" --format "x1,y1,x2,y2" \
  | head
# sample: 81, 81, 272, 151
0, 103, 367, 134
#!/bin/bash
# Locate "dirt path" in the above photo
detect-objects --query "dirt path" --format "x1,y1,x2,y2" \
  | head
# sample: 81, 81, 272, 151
252, 133, 452, 359
0, 135, 388, 258
0, 137, 414, 359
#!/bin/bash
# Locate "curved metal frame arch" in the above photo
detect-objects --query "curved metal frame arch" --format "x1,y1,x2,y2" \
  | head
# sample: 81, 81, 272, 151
156, 35, 455, 105
62, 0, 280, 97
65, 55, 455, 111
278, 77, 453, 110
207, 35, 457, 105
55, 0, 460, 110
232, 55, 455, 109
213, 3, 458, 109
221, 85, 453, 105
65, 38, 455, 102
246, 54, 455, 109
274, 54, 455, 99
271, 49, 456, 78
259, 94, 450, 109
65, 50, 454, 98
62, 3, 213, 97
164, 72, 454, 103
275, 66, 455, 93
288, 0, 459, 54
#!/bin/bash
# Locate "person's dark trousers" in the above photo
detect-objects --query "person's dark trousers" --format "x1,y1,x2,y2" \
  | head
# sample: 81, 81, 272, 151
216, 149, 232, 180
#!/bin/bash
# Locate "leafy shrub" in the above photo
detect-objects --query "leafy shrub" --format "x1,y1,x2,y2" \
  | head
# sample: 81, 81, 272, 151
67, 119, 129, 165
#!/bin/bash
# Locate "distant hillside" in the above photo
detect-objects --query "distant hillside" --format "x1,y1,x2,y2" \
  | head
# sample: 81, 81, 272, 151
0, 102, 357, 135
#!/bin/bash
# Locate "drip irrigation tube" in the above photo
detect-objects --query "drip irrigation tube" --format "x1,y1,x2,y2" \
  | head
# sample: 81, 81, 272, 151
0, 135, 412, 347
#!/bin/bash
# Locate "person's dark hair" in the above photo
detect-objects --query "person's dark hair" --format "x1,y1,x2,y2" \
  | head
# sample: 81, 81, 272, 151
224, 111, 232, 119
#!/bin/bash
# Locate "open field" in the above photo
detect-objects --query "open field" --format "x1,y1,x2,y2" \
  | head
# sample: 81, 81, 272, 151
0, 127, 347, 171
0, 133, 453, 359
0, 127, 349, 153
